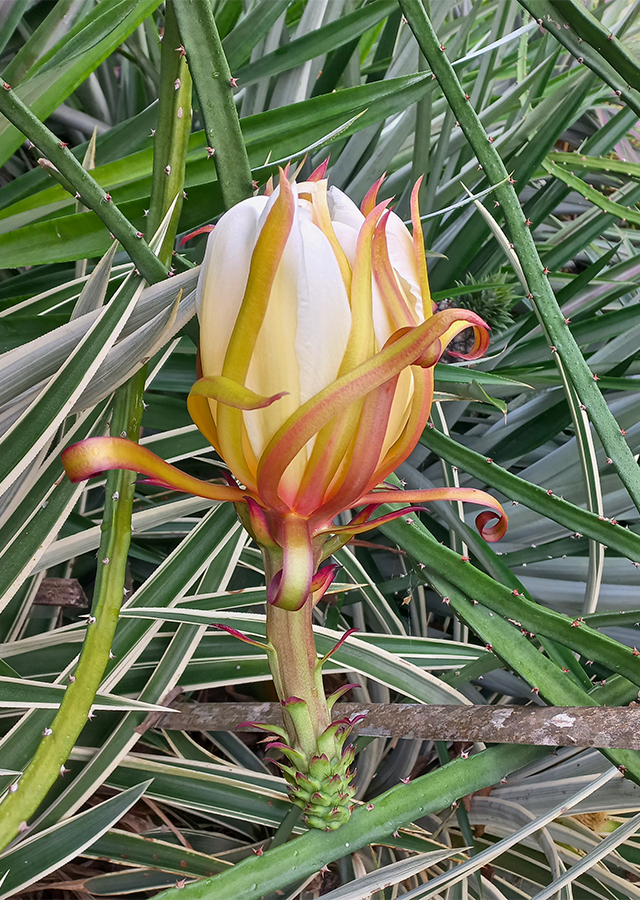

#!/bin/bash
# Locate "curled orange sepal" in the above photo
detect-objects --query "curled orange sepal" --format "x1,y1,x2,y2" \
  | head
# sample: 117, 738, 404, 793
310, 562, 340, 600
61, 436, 246, 503
357, 486, 508, 542
179, 224, 215, 246
189, 375, 289, 410
257, 308, 489, 505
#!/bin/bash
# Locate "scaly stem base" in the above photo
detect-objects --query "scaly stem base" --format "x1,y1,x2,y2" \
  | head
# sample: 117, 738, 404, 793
263, 553, 357, 830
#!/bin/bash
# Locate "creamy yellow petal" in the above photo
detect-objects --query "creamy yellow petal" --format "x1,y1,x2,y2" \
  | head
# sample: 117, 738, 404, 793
197, 197, 269, 378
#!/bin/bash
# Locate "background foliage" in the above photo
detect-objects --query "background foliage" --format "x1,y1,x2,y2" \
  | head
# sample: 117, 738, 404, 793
2, 0, 640, 896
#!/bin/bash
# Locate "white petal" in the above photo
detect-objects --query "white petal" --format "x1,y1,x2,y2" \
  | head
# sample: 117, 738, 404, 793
294, 216, 351, 405
243, 208, 351, 467
327, 185, 364, 228
197, 196, 269, 377
331, 221, 359, 268
327, 186, 364, 266
327, 187, 364, 268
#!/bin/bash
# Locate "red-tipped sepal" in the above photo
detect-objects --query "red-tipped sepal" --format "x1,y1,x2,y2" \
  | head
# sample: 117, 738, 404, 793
309, 562, 341, 606
61, 437, 246, 503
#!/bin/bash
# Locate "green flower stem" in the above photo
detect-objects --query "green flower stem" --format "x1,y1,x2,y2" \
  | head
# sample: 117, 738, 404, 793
154, 743, 545, 900
0, 81, 167, 285
147, 2, 192, 267
173, 0, 253, 209
263, 553, 330, 760
266, 603, 330, 759
399, 0, 640, 515
419, 423, 640, 564
0, 376, 143, 850
377, 511, 640, 692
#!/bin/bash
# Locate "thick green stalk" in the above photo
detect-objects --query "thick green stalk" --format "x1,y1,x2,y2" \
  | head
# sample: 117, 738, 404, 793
154, 743, 546, 900
517, 0, 640, 118
173, 0, 253, 209
261, 547, 330, 760
261, 550, 355, 829
399, 0, 640, 515
147, 2, 192, 266
0, 81, 167, 284
0, 378, 143, 849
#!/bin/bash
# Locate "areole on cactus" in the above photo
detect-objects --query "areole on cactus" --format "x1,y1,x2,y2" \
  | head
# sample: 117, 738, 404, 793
62, 165, 507, 829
